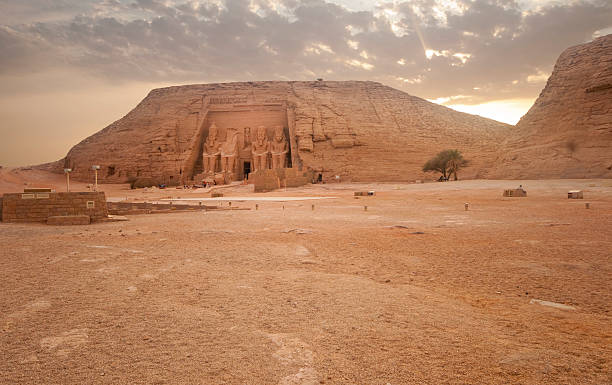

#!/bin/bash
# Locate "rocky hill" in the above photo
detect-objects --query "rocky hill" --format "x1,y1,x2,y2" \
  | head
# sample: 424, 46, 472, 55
41, 81, 510, 184
491, 34, 612, 179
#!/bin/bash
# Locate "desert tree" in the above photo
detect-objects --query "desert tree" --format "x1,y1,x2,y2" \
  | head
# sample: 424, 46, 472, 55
423, 149, 469, 181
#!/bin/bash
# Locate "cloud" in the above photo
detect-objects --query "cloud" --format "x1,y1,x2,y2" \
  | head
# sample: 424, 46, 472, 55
0, 0, 610, 103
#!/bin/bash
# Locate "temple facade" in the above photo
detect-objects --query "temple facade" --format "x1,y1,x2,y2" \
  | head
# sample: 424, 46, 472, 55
52, 81, 510, 185
194, 102, 291, 184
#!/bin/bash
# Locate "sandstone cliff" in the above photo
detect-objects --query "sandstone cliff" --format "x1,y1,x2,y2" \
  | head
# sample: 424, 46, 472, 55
491, 34, 612, 179
43, 81, 510, 183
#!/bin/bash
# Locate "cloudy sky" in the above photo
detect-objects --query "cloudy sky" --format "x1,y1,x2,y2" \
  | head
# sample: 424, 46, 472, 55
1, 0, 611, 166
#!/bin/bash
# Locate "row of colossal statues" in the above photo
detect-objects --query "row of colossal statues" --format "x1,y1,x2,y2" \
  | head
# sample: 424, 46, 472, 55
202, 123, 288, 175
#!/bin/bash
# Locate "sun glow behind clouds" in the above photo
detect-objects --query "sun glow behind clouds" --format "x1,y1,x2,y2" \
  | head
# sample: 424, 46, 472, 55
444, 99, 537, 125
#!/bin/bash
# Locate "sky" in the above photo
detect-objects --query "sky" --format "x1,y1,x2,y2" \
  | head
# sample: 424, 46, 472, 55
1, 0, 611, 166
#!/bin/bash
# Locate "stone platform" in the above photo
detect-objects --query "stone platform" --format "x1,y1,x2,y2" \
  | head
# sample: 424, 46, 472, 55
1, 192, 108, 223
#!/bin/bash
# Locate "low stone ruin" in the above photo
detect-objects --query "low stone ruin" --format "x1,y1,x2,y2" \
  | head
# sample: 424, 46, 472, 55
354, 191, 375, 196
1, 191, 108, 224
503, 188, 527, 197
568, 190, 584, 199
250, 168, 313, 193
106, 201, 215, 215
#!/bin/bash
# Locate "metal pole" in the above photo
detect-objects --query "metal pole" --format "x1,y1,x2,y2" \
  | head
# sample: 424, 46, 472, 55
66, 172, 70, 192
94, 169, 98, 191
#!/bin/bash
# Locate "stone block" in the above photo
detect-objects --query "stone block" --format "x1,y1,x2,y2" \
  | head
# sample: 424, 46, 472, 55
47, 215, 91, 225
1, 191, 107, 223
503, 189, 527, 197
23, 188, 53, 193
568, 190, 583, 199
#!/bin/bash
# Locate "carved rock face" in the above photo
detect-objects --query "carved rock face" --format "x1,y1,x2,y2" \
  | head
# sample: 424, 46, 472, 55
256, 126, 267, 145
274, 126, 284, 142
46, 80, 513, 183
221, 129, 238, 154
207, 122, 218, 143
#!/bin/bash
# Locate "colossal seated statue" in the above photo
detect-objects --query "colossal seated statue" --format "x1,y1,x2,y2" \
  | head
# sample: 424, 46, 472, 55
270, 126, 288, 169
243, 127, 252, 150
251, 125, 270, 172
203, 122, 221, 174
220, 128, 239, 175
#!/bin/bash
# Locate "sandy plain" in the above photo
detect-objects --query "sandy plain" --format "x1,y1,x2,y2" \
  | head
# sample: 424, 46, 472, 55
0, 169, 611, 384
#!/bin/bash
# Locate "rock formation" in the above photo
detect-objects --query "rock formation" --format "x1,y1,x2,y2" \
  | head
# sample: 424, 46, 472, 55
41, 81, 509, 184
33, 35, 612, 183
491, 34, 612, 179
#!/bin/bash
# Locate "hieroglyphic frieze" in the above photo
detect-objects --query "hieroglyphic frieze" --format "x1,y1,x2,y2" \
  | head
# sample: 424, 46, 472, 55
209, 96, 248, 105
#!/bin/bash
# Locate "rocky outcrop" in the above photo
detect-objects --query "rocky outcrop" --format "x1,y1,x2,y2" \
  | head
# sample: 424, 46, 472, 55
43, 81, 510, 184
491, 34, 612, 179
38, 36, 612, 183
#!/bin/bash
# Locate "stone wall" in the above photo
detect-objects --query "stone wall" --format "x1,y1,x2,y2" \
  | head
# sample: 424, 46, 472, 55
1, 192, 108, 223
47, 215, 91, 225
250, 168, 313, 192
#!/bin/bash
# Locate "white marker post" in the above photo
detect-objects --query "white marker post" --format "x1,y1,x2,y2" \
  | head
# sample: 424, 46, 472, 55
63, 168, 72, 192
91, 165, 100, 191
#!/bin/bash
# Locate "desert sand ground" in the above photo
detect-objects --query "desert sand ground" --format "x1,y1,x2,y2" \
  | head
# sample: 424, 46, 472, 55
1, 169, 611, 384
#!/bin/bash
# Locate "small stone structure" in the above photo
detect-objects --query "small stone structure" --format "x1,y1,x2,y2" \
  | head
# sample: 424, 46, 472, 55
503, 188, 527, 197
354, 191, 375, 196
1, 192, 108, 223
250, 168, 313, 192
568, 190, 583, 199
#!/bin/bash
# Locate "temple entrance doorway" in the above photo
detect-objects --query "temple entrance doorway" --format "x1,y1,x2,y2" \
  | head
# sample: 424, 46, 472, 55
243, 161, 251, 179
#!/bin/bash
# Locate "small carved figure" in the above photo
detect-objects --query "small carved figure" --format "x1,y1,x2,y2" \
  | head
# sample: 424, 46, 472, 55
251, 126, 270, 172
270, 126, 288, 169
243, 127, 251, 150
220, 128, 239, 175
203, 122, 221, 174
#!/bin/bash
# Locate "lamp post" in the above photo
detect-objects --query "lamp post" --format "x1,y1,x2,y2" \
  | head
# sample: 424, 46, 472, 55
91, 165, 100, 191
63, 168, 72, 192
